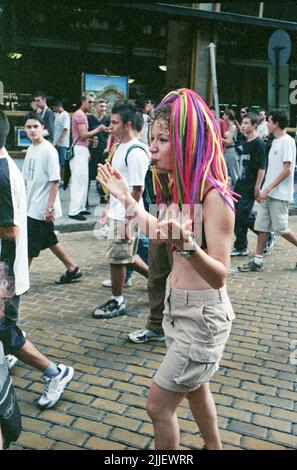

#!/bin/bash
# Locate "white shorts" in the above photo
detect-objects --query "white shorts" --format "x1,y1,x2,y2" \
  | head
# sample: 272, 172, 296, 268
254, 197, 289, 235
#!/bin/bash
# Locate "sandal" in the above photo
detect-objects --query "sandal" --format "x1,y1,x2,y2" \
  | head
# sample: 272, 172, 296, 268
55, 266, 82, 284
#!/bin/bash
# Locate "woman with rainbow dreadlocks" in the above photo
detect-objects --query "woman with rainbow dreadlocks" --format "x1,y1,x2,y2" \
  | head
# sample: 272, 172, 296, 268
97, 89, 236, 450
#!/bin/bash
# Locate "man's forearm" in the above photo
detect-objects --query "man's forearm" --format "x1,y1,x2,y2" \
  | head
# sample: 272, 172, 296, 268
47, 182, 59, 208
266, 168, 291, 194
254, 169, 265, 193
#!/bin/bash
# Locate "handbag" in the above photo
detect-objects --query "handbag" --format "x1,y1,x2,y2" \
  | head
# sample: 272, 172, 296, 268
0, 341, 22, 448
65, 137, 80, 161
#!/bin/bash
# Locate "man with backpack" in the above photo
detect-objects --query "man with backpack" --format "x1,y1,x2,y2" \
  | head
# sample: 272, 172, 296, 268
92, 103, 149, 319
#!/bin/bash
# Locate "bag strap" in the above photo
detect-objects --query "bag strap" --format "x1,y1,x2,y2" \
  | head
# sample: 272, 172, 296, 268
125, 144, 149, 166
70, 137, 80, 149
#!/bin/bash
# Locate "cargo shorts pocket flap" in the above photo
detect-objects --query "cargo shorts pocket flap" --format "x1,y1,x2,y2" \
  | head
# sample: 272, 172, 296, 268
189, 341, 225, 364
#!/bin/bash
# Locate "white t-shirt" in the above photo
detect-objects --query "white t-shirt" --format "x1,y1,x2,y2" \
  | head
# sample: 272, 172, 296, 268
0, 150, 30, 297
108, 138, 150, 221
22, 140, 62, 220
256, 121, 268, 140
263, 133, 296, 202
54, 110, 70, 147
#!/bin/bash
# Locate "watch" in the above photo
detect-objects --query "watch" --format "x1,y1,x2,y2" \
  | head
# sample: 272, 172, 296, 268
47, 207, 55, 214
177, 238, 199, 258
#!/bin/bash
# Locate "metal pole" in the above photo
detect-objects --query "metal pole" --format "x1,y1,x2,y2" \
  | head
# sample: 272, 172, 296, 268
274, 46, 284, 108
208, 42, 220, 122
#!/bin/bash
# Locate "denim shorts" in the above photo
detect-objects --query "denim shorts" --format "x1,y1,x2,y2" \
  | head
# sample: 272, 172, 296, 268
57, 146, 68, 167
154, 281, 235, 393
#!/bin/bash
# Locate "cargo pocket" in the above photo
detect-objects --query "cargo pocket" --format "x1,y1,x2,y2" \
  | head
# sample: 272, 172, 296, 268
174, 341, 223, 388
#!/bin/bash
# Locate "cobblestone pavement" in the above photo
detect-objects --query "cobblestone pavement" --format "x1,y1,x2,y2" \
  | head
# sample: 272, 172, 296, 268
9, 216, 297, 450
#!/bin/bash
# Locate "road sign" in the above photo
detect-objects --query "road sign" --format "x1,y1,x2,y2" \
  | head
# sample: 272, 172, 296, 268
268, 29, 291, 65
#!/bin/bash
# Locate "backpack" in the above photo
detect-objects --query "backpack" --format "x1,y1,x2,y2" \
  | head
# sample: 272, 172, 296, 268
124, 144, 156, 211
0, 342, 22, 449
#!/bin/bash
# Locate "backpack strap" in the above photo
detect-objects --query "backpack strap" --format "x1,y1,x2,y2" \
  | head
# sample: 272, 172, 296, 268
125, 144, 149, 166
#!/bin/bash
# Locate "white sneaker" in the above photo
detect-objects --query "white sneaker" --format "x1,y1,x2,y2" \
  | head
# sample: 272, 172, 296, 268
6, 330, 27, 369
128, 328, 165, 344
38, 364, 74, 409
102, 278, 132, 288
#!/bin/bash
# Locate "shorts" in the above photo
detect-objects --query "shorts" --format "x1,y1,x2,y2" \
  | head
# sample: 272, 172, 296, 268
106, 218, 139, 265
154, 281, 235, 393
254, 197, 289, 235
0, 297, 26, 354
27, 216, 59, 258
57, 146, 68, 167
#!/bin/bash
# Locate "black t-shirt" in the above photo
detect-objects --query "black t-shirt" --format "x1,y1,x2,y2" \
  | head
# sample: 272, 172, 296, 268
239, 137, 266, 187
87, 114, 110, 152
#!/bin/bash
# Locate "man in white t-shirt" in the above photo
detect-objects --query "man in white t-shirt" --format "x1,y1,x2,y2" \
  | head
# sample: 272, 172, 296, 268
239, 109, 297, 272
0, 110, 74, 410
256, 109, 269, 141
53, 100, 70, 182
93, 103, 149, 319
22, 112, 82, 284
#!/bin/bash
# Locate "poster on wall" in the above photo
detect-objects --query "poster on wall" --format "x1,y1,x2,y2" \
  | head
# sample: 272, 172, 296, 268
82, 74, 128, 112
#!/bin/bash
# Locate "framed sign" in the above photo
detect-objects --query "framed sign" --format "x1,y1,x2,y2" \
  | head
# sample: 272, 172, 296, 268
82, 73, 128, 109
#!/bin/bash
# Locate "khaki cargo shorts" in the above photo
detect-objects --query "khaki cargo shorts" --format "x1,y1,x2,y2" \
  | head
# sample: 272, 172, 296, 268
107, 218, 139, 265
154, 280, 235, 393
254, 197, 289, 235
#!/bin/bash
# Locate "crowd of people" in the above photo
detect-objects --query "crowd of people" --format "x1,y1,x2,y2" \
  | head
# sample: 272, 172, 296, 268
0, 87, 297, 450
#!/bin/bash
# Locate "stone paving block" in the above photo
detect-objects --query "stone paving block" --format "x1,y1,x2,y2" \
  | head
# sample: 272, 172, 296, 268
110, 428, 150, 449
112, 380, 146, 395
126, 365, 155, 378
52, 442, 83, 450
68, 404, 105, 421
62, 389, 94, 405
85, 436, 126, 450
55, 334, 82, 344
218, 429, 242, 447
131, 375, 152, 388
81, 374, 112, 388
39, 410, 75, 427
47, 425, 88, 446
217, 405, 252, 422
241, 381, 277, 396
252, 414, 292, 433
233, 399, 270, 416
73, 417, 111, 437
100, 368, 132, 381
118, 394, 148, 409
17, 431, 54, 450
18, 401, 41, 418
22, 417, 51, 435
271, 407, 297, 422
102, 414, 141, 432
229, 420, 268, 439
87, 385, 120, 400
256, 395, 294, 411
241, 437, 287, 450
270, 430, 297, 448
278, 389, 297, 401
179, 433, 204, 449
220, 386, 256, 401
92, 398, 127, 414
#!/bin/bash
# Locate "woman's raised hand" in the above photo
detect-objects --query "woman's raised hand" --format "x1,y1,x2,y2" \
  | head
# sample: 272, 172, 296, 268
97, 162, 130, 204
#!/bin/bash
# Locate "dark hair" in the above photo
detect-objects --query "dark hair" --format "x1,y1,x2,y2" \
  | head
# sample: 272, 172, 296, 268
96, 98, 107, 104
224, 109, 236, 122
135, 97, 151, 112
0, 110, 10, 148
241, 106, 251, 114
24, 112, 44, 126
111, 102, 136, 128
269, 109, 288, 129
135, 112, 144, 133
244, 112, 259, 126
53, 99, 64, 108
34, 91, 47, 100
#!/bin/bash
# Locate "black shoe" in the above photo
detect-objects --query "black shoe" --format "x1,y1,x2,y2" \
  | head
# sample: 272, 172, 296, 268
55, 266, 82, 284
69, 214, 87, 221
79, 210, 91, 215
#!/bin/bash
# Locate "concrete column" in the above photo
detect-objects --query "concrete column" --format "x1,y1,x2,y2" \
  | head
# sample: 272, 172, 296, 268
166, 20, 193, 89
